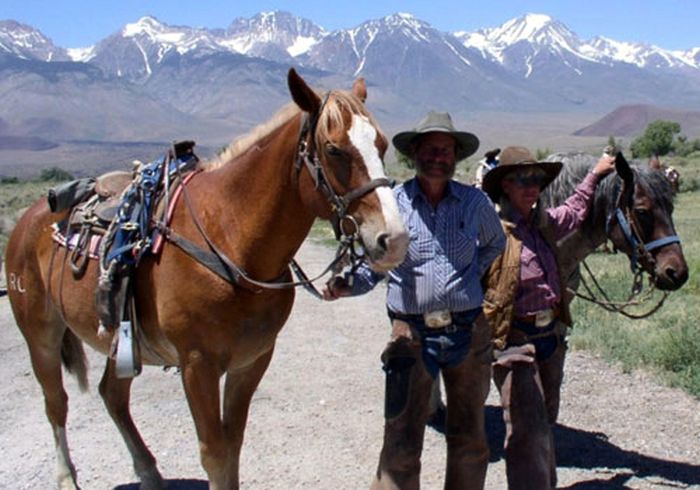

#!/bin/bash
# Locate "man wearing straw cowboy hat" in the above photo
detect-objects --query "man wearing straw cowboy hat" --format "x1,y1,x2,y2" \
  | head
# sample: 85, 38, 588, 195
324, 110, 505, 489
480, 146, 615, 489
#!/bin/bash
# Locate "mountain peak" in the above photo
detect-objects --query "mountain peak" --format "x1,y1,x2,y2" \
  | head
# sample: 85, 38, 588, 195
488, 13, 571, 46
0, 19, 68, 61
122, 16, 168, 38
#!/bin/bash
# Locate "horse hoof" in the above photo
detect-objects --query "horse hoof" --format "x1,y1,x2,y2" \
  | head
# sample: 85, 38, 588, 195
58, 476, 79, 490
139, 469, 166, 490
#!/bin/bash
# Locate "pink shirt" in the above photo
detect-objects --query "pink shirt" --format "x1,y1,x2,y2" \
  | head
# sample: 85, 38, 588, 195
513, 172, 599, 316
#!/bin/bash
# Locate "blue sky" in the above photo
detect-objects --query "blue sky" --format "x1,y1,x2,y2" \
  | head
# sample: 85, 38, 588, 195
2, 0, 698, 50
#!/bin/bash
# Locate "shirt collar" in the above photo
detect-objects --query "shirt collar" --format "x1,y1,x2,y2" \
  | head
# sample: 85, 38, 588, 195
405, 178, 462, 204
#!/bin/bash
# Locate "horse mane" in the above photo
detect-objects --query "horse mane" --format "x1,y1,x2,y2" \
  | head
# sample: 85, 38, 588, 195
313, 90, 379, 148
201, 89, 378, 172
201, 102, 301, 171
541, 152, 675, 232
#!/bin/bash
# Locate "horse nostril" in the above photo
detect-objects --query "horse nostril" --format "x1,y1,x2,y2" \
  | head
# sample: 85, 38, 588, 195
665, 267, 677, 281
377, 233, 389, 251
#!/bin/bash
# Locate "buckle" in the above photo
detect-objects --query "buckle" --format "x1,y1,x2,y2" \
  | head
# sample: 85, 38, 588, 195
423, 310, 452, 329
534, 309, 555, 328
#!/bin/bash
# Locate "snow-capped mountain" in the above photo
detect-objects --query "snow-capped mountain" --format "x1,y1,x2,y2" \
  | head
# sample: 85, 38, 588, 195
1, 9, 700, 169
85, 16, 223, 80
0, 20, 69, 61
304, 12, 548, 114
584, 36, 697, 70
80, 12, 326, 80
456, 13, 700, 76
223, 11, 326, 62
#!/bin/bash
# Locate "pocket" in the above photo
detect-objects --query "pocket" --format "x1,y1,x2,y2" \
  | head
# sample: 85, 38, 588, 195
451, 230, 476, 265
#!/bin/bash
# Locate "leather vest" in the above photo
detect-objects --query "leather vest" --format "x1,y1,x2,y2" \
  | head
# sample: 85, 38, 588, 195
483, 214, 573, 350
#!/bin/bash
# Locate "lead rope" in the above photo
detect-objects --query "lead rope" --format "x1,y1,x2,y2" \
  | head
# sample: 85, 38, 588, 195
568, 259, 669, 319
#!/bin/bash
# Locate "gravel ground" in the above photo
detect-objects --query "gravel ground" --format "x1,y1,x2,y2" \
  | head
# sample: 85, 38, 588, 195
1, 241, 699, 489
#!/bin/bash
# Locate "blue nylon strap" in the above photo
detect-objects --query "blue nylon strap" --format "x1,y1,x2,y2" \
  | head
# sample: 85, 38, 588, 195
645, 235, 681, 251
615, 208, 638, 250
105, 151, 197, 266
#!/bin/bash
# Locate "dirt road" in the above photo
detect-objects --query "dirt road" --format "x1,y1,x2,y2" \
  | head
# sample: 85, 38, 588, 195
1, 241, 698, 489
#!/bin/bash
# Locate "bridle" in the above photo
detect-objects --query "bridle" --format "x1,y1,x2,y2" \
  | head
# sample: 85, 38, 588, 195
573, 158, 681, 318
163, 93, 393, 298
294, 92, 392, 240
605, 169, 681, 276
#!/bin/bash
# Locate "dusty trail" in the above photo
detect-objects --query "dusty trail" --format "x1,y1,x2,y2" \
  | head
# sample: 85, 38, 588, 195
0, 241, 698, 489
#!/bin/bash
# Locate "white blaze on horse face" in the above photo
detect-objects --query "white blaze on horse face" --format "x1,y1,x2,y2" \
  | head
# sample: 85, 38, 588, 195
347, 115, 403, 234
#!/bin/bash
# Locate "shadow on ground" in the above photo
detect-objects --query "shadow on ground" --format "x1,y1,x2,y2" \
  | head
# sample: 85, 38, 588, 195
484, 404, 700, 488
114, 479, 207, 489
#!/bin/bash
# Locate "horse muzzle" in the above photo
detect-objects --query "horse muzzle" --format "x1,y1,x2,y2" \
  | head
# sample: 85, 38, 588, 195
651, 245, 689, 291
364, 228, 409, 273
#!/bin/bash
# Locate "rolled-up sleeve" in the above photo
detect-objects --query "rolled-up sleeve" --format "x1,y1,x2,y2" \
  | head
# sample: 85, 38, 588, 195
548, 172, 599, 239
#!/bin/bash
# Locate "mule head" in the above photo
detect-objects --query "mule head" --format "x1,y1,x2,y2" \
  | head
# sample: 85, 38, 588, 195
607, 155, 688, 291
287, 68, 408, 272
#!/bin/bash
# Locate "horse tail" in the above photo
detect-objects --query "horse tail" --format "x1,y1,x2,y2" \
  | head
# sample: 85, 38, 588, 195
61, 329, 89, 392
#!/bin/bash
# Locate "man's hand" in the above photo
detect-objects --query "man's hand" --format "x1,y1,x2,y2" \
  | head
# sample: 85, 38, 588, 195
322, 276, 353, 301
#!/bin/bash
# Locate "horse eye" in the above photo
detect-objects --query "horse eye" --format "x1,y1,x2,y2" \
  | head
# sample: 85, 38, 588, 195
325, 143, 345, 158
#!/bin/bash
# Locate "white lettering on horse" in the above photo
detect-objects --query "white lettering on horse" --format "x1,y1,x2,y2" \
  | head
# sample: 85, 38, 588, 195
9, 272, 26, 293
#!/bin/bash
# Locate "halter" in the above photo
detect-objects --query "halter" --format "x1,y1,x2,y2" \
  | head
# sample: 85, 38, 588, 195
605, 171, 681, 275
295, 92, 392, 241
574, 165, 682, 319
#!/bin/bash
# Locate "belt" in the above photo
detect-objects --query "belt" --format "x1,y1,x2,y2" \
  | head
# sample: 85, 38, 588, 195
389, 307, 481, 334
515, 306, 560, 328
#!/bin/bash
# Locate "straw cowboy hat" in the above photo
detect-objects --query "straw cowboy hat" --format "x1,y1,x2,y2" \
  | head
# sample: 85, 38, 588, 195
392, 111, 480, 162
481, 146, 563, 202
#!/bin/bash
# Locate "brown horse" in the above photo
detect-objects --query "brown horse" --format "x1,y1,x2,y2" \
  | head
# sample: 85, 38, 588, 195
4, 69, 409, 489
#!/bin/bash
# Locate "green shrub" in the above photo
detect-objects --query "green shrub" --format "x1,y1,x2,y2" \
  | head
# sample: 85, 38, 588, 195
38, 167, 74, 182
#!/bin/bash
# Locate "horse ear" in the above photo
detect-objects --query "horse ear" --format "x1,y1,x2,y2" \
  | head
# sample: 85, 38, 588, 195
352, 77, 367, 103
288, 68, 321, 114
615, 151, 634, 185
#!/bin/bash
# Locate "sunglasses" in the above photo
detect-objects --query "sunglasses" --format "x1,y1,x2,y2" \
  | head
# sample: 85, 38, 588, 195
506, 173, 546, 188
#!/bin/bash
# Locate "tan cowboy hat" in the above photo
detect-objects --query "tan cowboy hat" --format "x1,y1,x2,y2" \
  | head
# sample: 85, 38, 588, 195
481, 146, 562, 201
392, 111, 480, 161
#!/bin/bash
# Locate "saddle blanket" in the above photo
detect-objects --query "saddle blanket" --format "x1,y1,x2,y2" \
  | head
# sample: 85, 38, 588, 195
51, 226, 102, 260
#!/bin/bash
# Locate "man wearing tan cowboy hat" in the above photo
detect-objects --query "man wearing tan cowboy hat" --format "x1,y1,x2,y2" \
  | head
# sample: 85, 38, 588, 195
480, 146, 615, 489
323, 110, 505, 489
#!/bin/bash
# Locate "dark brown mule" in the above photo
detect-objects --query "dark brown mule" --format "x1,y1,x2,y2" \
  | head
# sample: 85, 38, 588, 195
4, 69, 408, 490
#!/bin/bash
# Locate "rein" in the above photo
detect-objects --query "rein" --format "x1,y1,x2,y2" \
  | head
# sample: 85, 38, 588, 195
570, 261, 668, 319
570, 162, 680, 318
162, 97, 391, 298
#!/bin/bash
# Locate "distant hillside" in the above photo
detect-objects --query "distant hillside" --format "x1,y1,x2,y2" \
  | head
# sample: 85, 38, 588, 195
574, 105, 700, 137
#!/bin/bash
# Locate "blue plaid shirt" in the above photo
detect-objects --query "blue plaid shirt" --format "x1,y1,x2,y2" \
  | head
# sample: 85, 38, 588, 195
350, 178, 505, 315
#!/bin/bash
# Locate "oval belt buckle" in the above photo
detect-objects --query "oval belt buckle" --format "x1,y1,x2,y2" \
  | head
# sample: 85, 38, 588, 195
423, 309, 452, 329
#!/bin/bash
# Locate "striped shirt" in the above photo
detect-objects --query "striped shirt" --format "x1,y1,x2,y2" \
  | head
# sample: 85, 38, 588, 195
350, 178, 506, 315
513, 171, 599, 316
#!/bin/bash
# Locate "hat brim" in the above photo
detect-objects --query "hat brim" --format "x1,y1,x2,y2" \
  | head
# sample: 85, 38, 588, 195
482, 161, 563, 202
393, 129, 480, 162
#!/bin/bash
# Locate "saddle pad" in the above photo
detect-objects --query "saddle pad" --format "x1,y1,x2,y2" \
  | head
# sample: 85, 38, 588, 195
51, 225, 103, 260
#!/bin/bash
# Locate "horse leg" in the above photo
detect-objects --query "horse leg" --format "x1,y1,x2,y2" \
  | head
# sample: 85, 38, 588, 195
24, 323, 79, 490
220, 349, 275, 488
98, 358, 164, 489
180, 348, 273, 490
